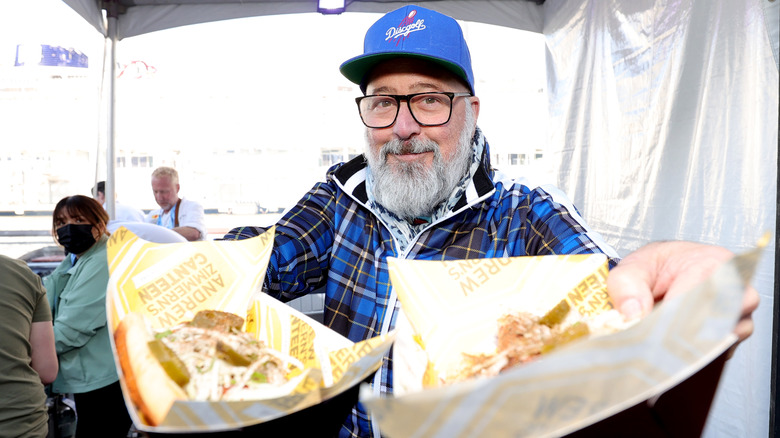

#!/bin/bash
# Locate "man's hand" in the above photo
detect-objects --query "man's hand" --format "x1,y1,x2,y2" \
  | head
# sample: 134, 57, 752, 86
607, 241, 759, 342
173, 226, 202, 242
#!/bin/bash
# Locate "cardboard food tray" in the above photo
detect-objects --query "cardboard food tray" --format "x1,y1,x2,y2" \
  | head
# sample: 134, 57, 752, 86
105, 226, 394, 434
362, 242, 764, 438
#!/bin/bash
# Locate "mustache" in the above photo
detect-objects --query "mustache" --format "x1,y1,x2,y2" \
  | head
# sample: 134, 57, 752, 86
380, 138, 438, 160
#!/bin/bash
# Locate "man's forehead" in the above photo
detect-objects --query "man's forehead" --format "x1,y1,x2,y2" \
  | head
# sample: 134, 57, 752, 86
152, 176, 175, 187
365, 58, 464, 91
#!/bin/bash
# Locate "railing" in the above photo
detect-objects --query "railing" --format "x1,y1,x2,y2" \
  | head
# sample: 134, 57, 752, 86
3, 229, 325, 321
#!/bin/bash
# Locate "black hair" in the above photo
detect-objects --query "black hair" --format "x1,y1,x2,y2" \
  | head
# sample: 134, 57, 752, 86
51, 195, 110, 243
93, 181, 106, 197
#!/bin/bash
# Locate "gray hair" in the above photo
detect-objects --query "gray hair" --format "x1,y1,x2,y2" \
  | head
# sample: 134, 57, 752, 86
151, 166, 179, 184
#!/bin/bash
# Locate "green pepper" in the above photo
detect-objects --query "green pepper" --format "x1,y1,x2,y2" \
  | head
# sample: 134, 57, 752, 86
251, 372, 267, 383
154, 329, 173, 339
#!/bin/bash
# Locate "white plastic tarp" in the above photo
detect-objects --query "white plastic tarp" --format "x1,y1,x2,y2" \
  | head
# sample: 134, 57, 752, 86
59, 0, 779, 437
545, 1, 777, 436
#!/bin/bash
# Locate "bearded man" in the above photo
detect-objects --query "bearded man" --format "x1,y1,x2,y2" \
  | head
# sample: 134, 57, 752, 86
224, 5, 758, 438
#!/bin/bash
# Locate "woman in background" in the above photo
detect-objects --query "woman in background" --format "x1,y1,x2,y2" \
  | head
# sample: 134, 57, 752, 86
44, 195, 131, 437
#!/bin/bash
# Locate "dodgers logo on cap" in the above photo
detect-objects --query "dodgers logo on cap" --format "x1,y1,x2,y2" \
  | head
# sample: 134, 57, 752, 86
385, 9, 425, 45
339, 5, 475, 94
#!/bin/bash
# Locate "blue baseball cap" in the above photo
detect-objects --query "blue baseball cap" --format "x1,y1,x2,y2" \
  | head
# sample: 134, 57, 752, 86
340, 5, 475, 94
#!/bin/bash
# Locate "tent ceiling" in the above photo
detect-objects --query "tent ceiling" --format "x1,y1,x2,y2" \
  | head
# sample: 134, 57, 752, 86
64, 0, 546, 40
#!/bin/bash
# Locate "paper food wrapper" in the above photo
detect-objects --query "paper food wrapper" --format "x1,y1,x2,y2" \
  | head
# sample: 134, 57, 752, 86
388, 253, 612, 391
106, 226, 394, 433
363, 242, 765, 438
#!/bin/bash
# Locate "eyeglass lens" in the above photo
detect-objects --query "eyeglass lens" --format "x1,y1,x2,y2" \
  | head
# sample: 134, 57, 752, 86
358, 93, 454, 128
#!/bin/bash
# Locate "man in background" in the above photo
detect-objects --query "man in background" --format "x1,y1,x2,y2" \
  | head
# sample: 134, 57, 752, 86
145, 167, 207, 241
92, 180, 145, 223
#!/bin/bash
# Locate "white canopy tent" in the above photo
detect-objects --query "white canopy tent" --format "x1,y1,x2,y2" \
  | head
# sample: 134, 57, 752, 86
61, 0, 779, 436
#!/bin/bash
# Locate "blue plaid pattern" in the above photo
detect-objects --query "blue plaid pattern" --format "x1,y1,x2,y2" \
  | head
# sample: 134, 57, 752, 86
223, 136, 619, 437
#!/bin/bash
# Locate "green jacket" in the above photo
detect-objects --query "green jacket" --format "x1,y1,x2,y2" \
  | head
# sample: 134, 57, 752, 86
44, 236, 118, 394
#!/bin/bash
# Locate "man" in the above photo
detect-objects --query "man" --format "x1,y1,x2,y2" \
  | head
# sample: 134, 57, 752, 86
92, 180, 145, 223
97, 177, 186, 243
224, 5, 758, 437
145, 167, 207, 241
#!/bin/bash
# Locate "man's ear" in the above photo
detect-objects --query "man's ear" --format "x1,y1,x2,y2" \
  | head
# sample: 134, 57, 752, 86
470, 96, 481, 123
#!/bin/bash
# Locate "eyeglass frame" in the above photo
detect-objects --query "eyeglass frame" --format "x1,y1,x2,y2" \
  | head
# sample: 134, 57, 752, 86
355, 91, 473, 129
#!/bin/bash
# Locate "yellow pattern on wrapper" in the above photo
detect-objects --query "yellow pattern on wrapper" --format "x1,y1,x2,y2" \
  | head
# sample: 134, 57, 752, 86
323, 334, 396, 399
106, 226, 395, 433
106, 226, 275, 328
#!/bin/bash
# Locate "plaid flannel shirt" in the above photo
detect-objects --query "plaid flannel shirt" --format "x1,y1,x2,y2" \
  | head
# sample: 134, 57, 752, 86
223, 137, 619, 437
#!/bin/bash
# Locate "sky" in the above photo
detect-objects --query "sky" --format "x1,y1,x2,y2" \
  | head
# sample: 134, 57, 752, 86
0, 0, 552, 207
0, 0, 104, 66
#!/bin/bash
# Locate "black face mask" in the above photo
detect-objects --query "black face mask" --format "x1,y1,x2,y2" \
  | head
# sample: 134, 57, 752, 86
56, 224, 97, 255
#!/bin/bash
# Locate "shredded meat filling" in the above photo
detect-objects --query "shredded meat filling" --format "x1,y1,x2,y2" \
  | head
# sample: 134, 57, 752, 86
157, 321, 300, 401
446, 306, 589, 384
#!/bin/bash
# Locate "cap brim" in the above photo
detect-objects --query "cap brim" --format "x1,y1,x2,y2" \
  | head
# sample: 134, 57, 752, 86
339, 52, 472, 94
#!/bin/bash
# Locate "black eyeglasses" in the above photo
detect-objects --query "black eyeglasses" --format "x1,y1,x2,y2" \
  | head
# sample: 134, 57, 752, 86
355, 92, 472, 128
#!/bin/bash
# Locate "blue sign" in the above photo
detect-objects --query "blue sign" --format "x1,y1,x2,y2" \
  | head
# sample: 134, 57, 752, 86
15, 44, 88, 68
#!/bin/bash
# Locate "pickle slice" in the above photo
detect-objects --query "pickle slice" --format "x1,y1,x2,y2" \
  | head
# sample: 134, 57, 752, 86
216, 340, 252, 366
190, 310, 244, 333
148, 339, 191, 387
540, 322, 590, 354
538, 299, 571, 327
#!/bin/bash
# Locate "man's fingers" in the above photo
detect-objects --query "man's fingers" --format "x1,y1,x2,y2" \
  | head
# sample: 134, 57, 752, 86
606, 241, 671, 319
607, 241, 758, 343
606, 256, 658, 320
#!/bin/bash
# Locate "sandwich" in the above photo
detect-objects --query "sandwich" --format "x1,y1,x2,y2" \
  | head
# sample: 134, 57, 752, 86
114, 309, 304, 426
444, 300, 630, 384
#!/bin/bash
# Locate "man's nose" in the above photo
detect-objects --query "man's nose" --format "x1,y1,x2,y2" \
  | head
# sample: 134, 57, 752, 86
392, 102, 421, 139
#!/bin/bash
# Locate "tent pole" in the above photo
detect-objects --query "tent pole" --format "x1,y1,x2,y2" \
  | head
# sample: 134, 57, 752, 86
105, 12, 118, 220
772, 41, 780, 438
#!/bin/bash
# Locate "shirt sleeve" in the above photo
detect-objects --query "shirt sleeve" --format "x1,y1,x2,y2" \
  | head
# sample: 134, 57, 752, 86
50, 253, 110, 355
221, 180, 338, 300
32, 277, 52, 323
522, 184, 621, 268
179, 199, 208, 240
222, 226, 268, 240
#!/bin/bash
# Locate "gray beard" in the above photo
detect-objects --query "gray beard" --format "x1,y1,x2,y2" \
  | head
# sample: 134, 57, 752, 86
365, 109, 475, 220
